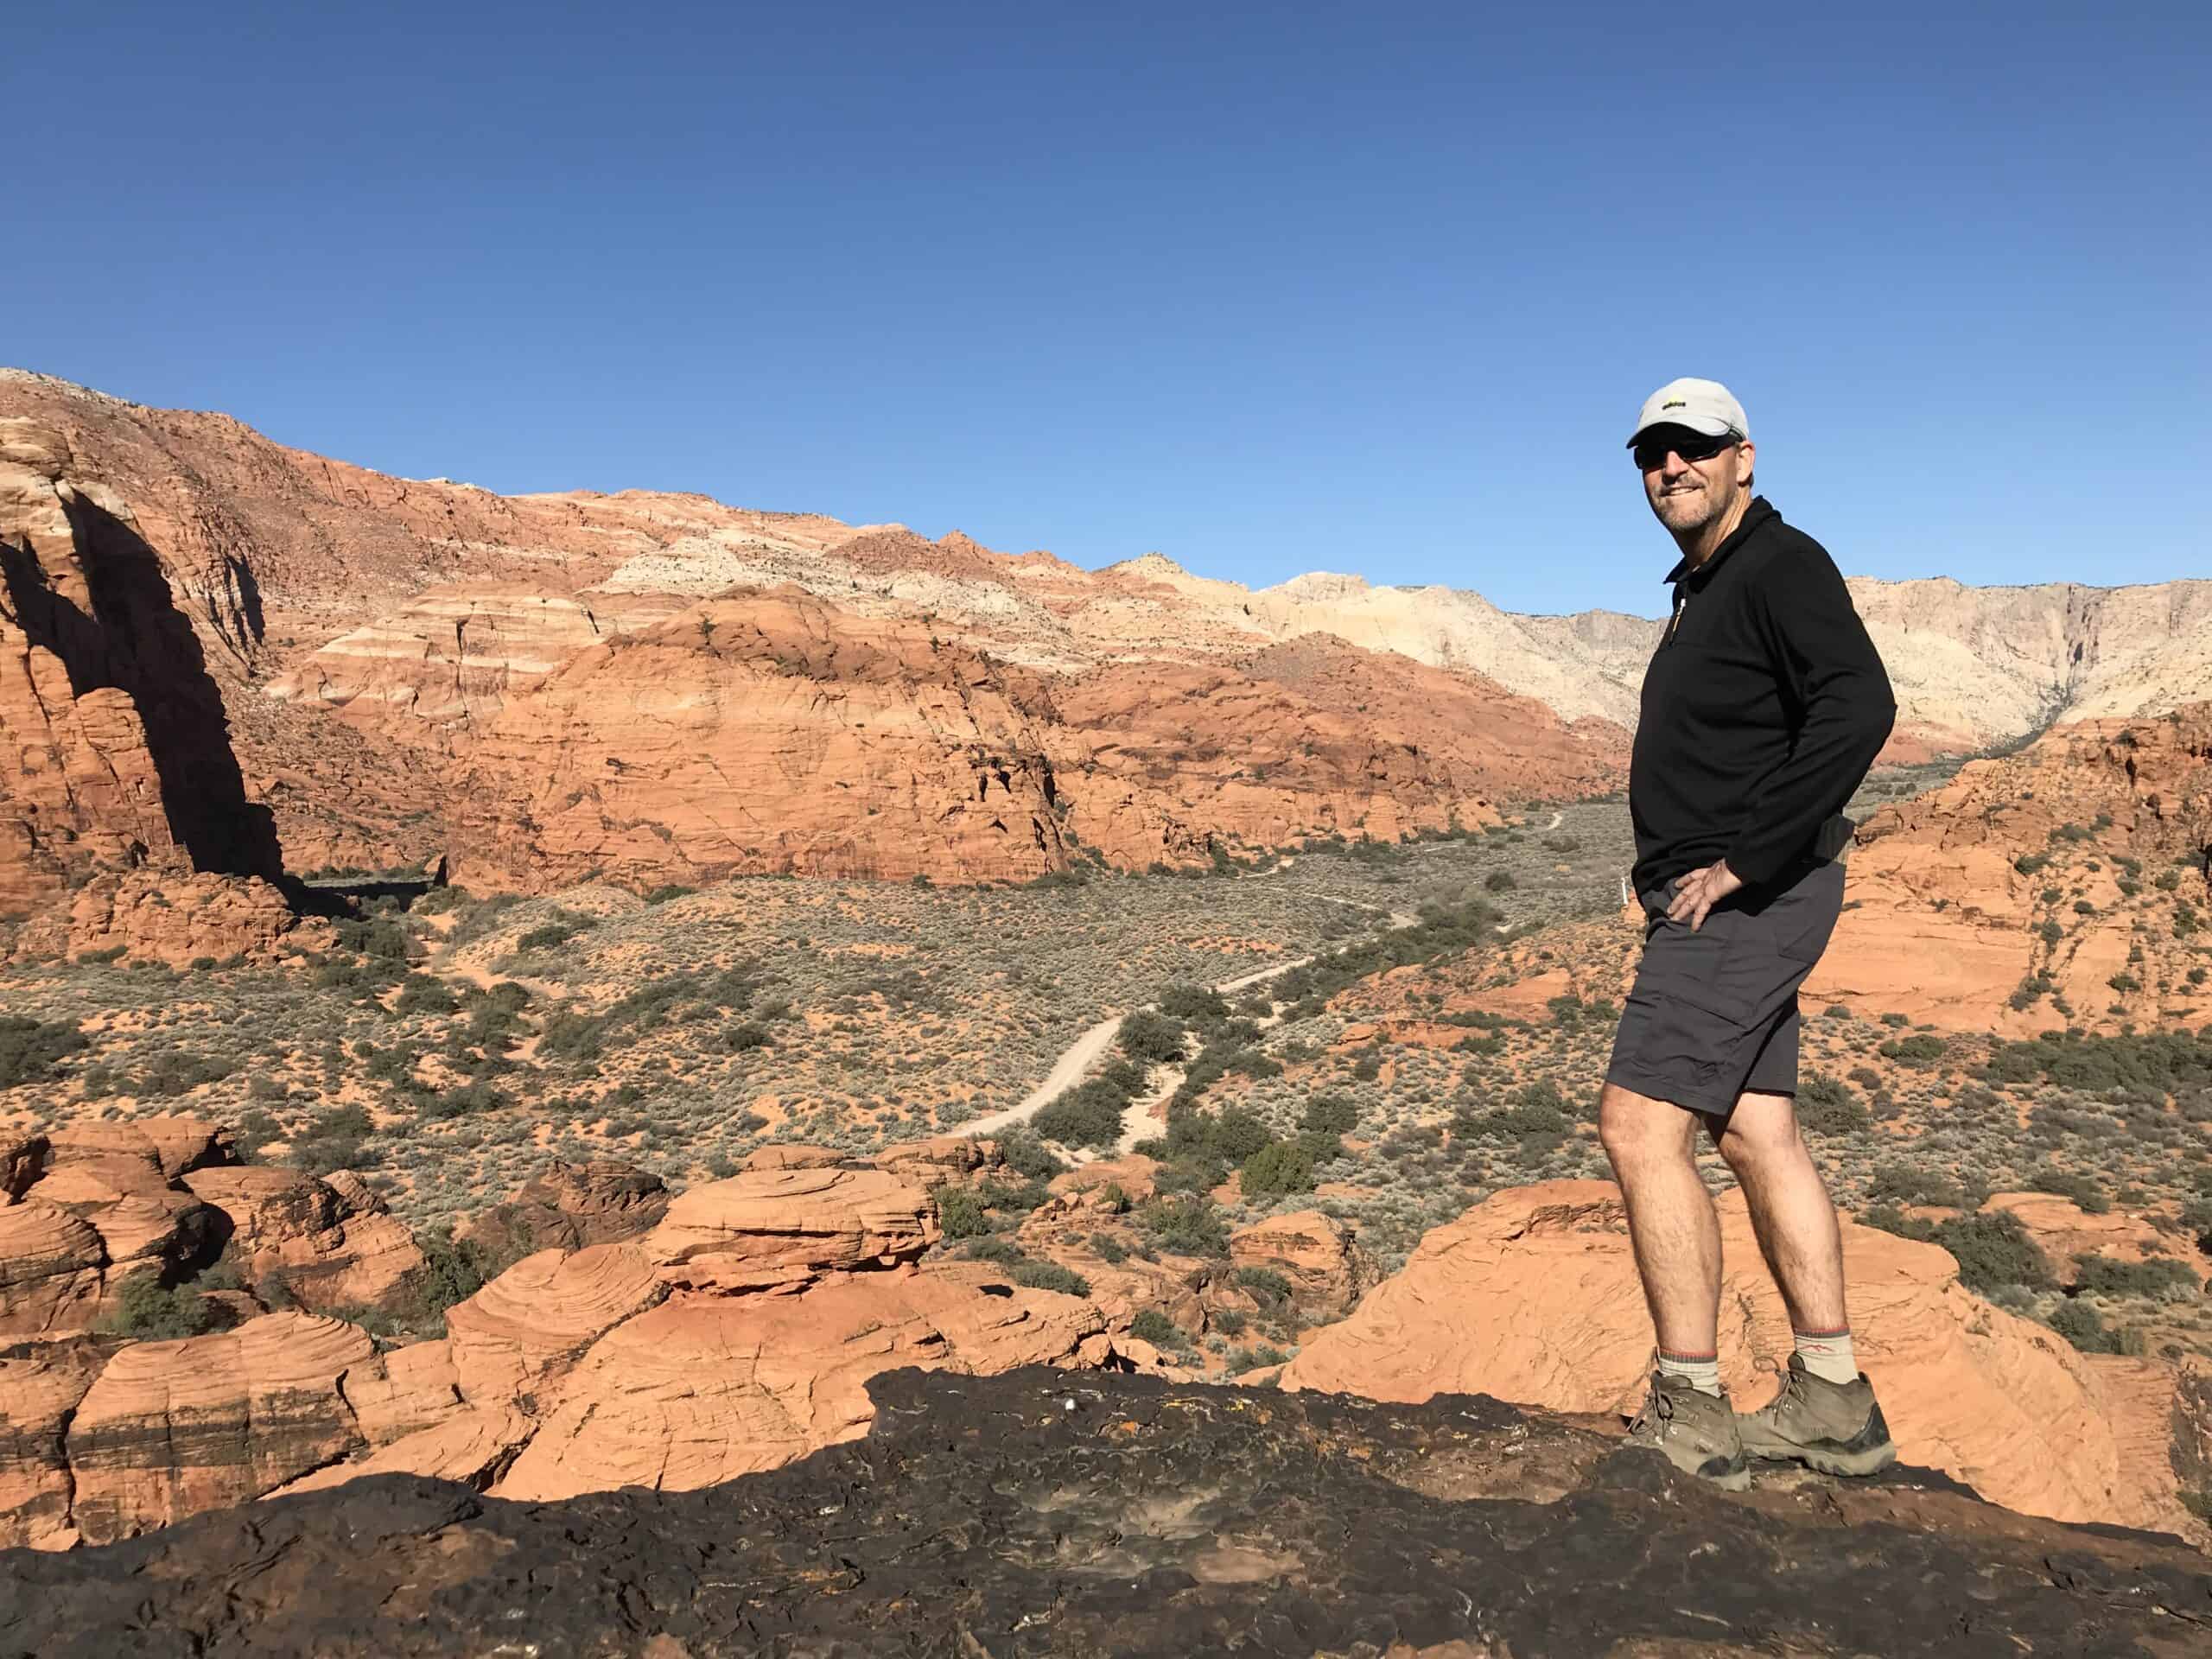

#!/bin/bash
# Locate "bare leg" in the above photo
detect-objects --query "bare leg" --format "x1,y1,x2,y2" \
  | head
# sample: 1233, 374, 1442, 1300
1598, 1081, 1723, 1357
1714, 1090, 1848, 1334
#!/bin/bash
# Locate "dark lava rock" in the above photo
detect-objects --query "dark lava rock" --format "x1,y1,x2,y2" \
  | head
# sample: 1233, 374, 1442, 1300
2, 1365, 2206, 1657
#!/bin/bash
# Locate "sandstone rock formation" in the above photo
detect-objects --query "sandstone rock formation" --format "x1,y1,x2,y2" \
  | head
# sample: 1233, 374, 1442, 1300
0, 415, 282, 919
1226, 1208, 1379, 1325
455, 1157, 670, 1255
7, 1364, 2207, 1658
1807, 702, 2212, 1030
179, 1163, 426, 1309
0, 1153, 1180, 1544
642, 1165, 940, 1294
1281, 1180, 2212, 1546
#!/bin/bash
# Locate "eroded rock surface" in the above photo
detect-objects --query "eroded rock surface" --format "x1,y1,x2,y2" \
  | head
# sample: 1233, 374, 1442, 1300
1281, 1179, 2212, 1547
3, 1365, 2205, 1658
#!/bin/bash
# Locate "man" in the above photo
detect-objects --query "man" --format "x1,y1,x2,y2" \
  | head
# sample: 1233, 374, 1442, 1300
1600, 377, 1897, 1490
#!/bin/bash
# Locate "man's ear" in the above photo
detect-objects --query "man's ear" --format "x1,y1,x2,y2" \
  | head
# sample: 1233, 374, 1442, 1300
1733, 439, 1756, 485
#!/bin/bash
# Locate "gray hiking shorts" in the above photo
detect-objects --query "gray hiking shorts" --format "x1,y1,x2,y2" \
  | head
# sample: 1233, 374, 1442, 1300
1605, 857, 1847, 1117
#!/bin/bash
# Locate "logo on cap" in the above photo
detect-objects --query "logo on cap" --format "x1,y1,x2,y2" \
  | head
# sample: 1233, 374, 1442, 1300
1662, 399, 1686, 410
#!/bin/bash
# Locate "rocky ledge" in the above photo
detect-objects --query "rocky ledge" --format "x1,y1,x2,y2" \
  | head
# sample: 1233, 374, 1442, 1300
3, 1366, 2207, 1658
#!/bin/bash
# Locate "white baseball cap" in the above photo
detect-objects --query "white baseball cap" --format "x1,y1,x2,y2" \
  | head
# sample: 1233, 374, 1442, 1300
1627, 378, 1749, 448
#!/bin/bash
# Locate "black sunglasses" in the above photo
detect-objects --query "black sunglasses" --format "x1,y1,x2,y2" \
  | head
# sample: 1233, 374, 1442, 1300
1631, 431, 1738, 471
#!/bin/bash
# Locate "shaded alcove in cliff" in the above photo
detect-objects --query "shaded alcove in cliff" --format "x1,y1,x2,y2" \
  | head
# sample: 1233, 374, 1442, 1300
0, 493, 283, 883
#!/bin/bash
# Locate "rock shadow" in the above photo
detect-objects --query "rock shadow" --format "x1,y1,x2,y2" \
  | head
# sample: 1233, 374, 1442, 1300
0, 494, 283, 883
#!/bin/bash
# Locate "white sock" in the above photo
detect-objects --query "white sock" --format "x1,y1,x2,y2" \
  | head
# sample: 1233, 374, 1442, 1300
1656, 1349, 1722, 1397
1795, 1327, 1858, 1385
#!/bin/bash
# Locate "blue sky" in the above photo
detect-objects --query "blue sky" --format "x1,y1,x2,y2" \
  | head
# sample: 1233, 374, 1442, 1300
10, 2, 2206, 617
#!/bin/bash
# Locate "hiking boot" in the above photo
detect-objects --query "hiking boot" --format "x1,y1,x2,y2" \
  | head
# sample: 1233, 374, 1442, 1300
1624, 1370, 1750, 1491
1736, 1353, 1896, 1477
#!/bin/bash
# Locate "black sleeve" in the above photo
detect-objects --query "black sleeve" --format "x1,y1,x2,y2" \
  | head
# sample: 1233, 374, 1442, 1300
1724, 540, 1896, 886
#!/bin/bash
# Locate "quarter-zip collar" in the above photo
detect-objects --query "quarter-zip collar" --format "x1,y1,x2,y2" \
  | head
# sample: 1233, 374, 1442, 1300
1660, 495, 1778, 589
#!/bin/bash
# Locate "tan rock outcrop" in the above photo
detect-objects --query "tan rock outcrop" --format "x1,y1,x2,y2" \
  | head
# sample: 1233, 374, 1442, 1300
0, 413, 282, 919
442, 1243, 664, 1408
64, 1313, 376, 1545
491, 1262, 1105, 1500
181, 1164, 427, 1310
0, 1344, 103, 1550
1226, 1209, 1378, 1324
0, 1199, 107, 1339
458, 1158, 671, 1255
1281, 1180, 2209, 1542
642, 1166, 939, 1294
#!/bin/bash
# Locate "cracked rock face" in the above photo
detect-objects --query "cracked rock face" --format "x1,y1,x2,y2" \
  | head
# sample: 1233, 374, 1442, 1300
3, 1364, 2205, 1657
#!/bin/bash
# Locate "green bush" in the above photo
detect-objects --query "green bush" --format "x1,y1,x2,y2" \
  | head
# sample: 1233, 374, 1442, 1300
99, 1272, 219, 1340
1878, 1033, 1947, 1068
1233, 1267, 1294, 1307
936, 1188, 991, 1238
1138, 1194, 1230, 1257
1302, 1094, 1358, 1135
1932, 1211, 2054, 1294
1011, 1262, 1091, 1298
2027, 1166, 2111, 1214
2047, 1299, 2126, 1354
1240, 1138, 1319, 1197
1089, 1230, 1129, 1265
1118, 1010, 1188, 1065
1033, 1081, 1128, 1148
1484, 870, 1516, 892
395, 975, 459, 1017
0, 1015, 86, 1088
1128, 1308, 1185, 1347
1797, 1071, 1870, 1135
2070, 1254, 2198, 1300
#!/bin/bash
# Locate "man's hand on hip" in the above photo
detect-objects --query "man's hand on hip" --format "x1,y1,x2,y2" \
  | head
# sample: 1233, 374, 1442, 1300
1665, 859, 1743, 931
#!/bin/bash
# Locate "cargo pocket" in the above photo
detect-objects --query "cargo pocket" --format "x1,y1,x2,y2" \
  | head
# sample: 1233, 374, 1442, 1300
1774, 861, 1846, 964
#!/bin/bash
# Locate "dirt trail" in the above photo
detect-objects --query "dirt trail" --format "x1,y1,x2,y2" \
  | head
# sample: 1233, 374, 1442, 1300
962, 893, 1420, 1156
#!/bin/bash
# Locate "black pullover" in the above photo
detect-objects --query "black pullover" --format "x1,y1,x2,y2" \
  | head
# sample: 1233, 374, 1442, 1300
1629, 496, 1897, 896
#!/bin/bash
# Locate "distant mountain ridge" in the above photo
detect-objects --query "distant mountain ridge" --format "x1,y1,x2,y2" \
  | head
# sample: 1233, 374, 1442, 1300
3, 366, 2206, 897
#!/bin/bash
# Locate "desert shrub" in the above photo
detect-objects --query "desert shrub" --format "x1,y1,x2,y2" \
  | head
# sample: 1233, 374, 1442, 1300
721, 1021, 772, 1052
99, 1272, 219, 1340
371, 1226, 508, 1337
1156, 983, 1230, 1024
1302, 1094, 1359, 1136
1233, 1267, 1294, 1307
1118, 1011, 1188, 1065
2027, 1166, 2111, 1214
935, 1188, 991, 1238
395, 975, 459, 1017
1351, 1053, 1382, 1082
2047, 1299, 2130, 1354
1866, 1165, 1967, 1208
1878, 1033, 1947, 1068
1089, 1230, 1129, 1265
1033, 1078, 1130, 1148
1138, 1194, 1230, 1257
1932, 1211, 2054, 1295
1797, 1071, 1869, 1135
137, 1051, 235, 1097
964, 1236, 1028, 1266
288, 1104, 377, 1175
1224, 1344, 1288, 1375
0, 1015, 87, 1088
1211, 1306, 1249, 1337
994, 1127, 1065, 1182
1484, 871, 1516, 892
1240, 1137, 1319, 1197
1128, 1308, 1185, 1347
2070, 1254, 2199, 1300
643, 884, 696, 906
1011, 1262, 1091, 1298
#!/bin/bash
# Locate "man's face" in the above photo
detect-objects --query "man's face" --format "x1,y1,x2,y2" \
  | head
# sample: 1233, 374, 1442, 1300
1637, 426, 1755, 537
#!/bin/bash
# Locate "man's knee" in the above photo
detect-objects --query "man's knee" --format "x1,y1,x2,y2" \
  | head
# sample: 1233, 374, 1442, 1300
1716, 1090, 1807, 1175
1599, 1082, 1697, 1172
